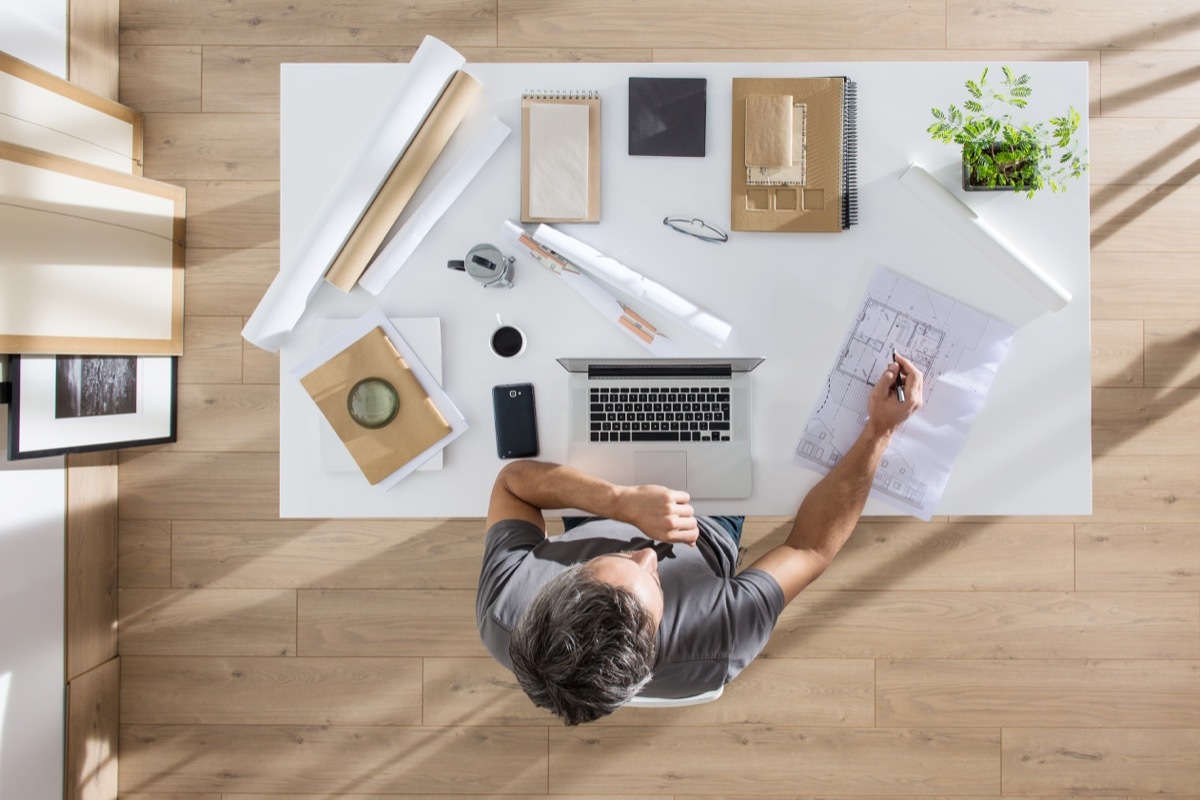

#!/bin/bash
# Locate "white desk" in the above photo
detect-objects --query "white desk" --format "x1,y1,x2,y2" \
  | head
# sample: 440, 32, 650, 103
278, 60, 1091, 518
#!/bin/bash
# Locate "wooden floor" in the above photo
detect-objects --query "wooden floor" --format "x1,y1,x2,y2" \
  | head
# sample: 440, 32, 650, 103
114, 1, 1200, 797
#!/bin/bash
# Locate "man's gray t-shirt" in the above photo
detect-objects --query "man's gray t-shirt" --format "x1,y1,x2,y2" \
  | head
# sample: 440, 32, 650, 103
476, 517, 785, 698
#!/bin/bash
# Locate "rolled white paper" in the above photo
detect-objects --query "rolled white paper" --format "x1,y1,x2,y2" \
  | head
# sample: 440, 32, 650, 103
531, 224, 733, 347
242, 35, 466, 352
898, 162, 1072, 312
358, 117, 511, 296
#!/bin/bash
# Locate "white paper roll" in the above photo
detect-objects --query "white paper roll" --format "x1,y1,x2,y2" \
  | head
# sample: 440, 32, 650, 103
531, 224, 733, 347
242, 36, 466, 352
898, 162, 1071, 312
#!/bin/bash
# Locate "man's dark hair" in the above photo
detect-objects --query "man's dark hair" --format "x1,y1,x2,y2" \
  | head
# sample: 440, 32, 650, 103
508, 562, 657, 725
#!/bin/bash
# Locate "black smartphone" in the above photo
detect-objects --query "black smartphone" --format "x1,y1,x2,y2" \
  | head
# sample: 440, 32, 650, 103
492, 383, 539, 459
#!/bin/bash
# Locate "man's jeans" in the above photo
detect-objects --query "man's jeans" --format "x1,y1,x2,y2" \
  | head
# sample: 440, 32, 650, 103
562, 515, 745, 547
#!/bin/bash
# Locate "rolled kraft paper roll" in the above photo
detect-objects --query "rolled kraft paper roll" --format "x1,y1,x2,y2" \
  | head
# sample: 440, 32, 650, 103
242, 34, 464, 352
325, 70, 483, 292
898, 162, 1072, 312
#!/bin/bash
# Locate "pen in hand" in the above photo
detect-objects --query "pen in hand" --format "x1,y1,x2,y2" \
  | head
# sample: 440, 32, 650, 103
892, 349, 906, 403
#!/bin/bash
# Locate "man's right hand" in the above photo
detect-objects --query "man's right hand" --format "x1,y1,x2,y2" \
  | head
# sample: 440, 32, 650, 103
614, 484, 699, 545
865, 352, 924, 439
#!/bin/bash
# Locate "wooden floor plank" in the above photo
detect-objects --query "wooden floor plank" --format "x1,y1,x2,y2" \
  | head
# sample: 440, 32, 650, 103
66, 657, 120, 800
144, 112, 279, 180
1093, 387, 1200, 457
1101, 49, 1200, 118
118, 519, 171, 588
1077, 522, 1200, 591
118, 451, 278, 520
242, 334, 279, 384
1093, 253, 1200, 320
878, 659, 1200, 727
169, 384, 279, 453
119, 588, 296, 656
184, 248, 278, 317
1092, 319, 1144, 387
422, 656, 875, 727
1092, 184, 1200, 252
499, 0, 946, 50
179, 180, 279, 249
947, 0, 1200, 50
171, 518, 482, 589
178, 316, 243, 384
549, 727, 1000, 795
1003, 728, 1200, 795
1092, 453, 1200, 522
1090, 117, 1200, 185
297, 589, 484, 657
120, 724, 547, 795
1146, 320, 1200, 388
119, 0, 498, 47
120, 655, 422, 725
119, 45, 202, 111
808, 521, 1075, 591
766, 591, 1200, 659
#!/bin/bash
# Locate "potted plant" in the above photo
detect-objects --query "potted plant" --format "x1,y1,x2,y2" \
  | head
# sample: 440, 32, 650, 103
927, 66, 1088, 197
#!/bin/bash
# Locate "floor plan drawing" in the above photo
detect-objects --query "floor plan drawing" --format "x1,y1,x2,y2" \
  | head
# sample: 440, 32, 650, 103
794, 267, 1015, 518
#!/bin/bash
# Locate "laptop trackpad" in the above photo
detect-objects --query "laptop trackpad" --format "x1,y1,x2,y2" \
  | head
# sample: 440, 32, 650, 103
632, 451, 687, 490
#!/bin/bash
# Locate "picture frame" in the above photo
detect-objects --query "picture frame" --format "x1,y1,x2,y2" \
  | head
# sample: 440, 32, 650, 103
0, 142, 185, 356
6, 354, 178, 460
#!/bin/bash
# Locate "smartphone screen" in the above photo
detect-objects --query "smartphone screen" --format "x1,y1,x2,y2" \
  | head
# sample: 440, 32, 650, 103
492, 383, 539, 459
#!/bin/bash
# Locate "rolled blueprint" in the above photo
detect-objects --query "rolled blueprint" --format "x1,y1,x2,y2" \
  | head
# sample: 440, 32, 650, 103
359, 117, 511, 296
242, 35, 465, 352
898, 162, 1072, 312
531, 224, 733, 347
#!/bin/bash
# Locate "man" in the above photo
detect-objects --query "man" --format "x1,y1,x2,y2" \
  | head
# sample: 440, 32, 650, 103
476, 354, 923, 724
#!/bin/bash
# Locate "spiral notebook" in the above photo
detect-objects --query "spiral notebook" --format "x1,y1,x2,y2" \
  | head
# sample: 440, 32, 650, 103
521, 90, 601, 223
730, 76, 858, 233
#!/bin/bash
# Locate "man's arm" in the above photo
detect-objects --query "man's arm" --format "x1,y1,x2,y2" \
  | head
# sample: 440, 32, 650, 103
747, 353, 924, 604
485, 459, 700, 544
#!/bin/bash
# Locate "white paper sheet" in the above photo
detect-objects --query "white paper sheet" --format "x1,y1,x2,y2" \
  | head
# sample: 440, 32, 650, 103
531, 224, 733, 346
898, 162, 1071, 312
290, 308, 468, 491
528, 103, 590, 219
793, 267, 1015, 519
242, 36, 465, 352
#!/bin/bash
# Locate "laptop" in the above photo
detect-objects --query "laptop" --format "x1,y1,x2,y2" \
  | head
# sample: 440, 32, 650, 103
558, 357, 764, 499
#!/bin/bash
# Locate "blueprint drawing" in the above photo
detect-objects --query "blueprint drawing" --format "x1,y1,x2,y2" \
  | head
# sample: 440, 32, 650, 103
793, 267, 1015, 519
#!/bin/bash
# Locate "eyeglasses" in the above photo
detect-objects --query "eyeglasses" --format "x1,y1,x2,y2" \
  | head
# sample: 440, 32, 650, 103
663, 216, 729, 244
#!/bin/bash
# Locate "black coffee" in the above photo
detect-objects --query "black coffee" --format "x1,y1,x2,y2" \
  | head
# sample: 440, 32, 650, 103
491, 326, 524, 357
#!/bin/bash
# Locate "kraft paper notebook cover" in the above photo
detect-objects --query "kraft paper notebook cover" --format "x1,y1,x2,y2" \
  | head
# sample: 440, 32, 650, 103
324, 70, 482, 291
299, 325, 452, 485
731, 76, 858, 233
521, 90, 601, 223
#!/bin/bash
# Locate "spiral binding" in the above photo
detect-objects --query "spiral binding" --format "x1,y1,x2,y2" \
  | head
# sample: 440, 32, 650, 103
522, 90, 600, 100
841, 79, 859, 229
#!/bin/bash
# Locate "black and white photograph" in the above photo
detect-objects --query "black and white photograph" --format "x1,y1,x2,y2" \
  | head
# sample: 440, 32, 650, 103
55, 356, 138, 418
7, 354, 177, 460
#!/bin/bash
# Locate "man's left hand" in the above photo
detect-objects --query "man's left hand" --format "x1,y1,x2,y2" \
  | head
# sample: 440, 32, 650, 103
614, 484, 699, 545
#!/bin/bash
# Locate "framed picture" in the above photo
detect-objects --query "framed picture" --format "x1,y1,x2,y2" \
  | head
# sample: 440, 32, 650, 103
6, 354, 177, 460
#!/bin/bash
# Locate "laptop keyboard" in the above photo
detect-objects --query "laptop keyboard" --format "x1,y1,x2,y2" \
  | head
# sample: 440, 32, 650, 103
589, 385, 732, 443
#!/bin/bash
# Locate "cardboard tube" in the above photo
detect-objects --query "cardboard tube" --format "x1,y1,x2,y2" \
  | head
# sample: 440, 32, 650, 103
325, 70, 482, 292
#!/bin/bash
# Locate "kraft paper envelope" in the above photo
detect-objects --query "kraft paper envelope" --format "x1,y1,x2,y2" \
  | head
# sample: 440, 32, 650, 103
300, 326, 451, 484
744, 94, 793, 167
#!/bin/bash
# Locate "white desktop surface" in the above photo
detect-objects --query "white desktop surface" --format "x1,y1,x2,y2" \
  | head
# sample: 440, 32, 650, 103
278, 60, 1091, 519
